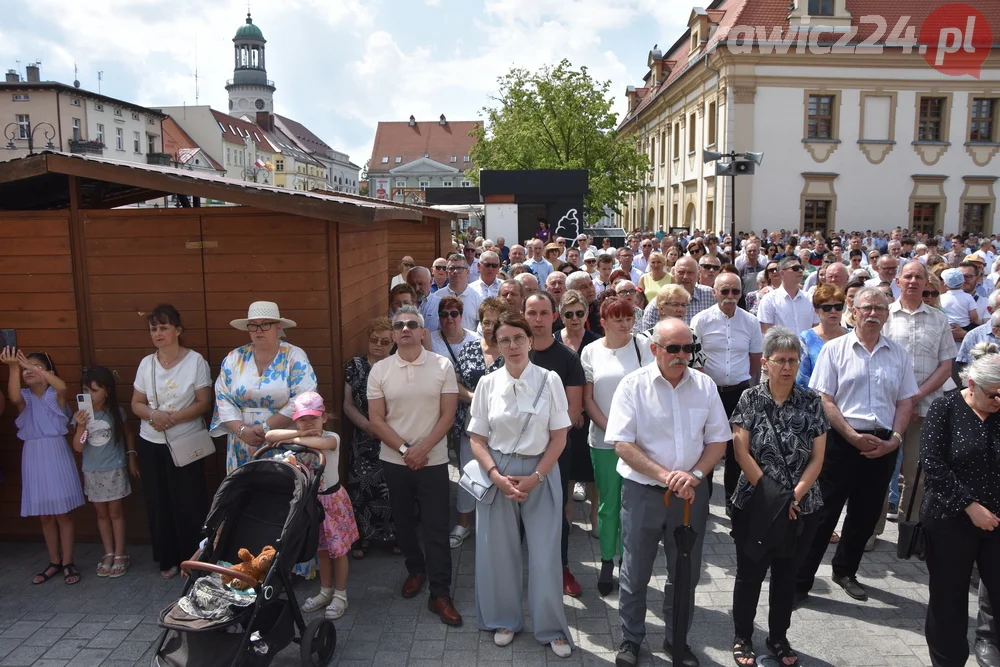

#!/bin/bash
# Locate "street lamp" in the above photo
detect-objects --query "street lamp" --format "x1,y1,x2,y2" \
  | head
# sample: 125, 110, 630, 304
703, 149, 763, 251
4, 120, 56, 154
241, 166, 270, 184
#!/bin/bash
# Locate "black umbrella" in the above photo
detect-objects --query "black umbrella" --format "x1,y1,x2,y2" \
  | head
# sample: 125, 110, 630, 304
665, 491, 697, 663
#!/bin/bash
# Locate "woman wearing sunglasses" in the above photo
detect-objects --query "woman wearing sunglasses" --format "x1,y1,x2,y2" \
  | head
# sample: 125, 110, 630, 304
795, 285, 847, 389
557, 291, 601, 538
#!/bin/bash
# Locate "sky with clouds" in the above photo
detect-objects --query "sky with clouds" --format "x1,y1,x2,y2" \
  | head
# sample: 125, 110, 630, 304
0, 0, 694, 171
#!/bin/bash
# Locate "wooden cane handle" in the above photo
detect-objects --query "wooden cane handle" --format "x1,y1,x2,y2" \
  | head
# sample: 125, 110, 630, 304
663, 490, 693, 524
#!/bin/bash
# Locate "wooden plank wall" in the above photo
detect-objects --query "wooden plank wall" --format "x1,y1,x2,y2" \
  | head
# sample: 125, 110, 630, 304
340, 221, 388, 364
386, 218, 444, 279
0, 212, 81, 540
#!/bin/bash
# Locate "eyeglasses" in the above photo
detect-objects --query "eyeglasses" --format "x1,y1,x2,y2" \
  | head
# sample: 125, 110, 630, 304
768, 358, 800, 368
585, 258, 596, 263
247, 322, 277, 332
439, 310, 462, 319
563, 310, 587, 319
369, 336, 392, 346
392, 321, 420, 330
977, 384, 1000, 401
480, 262, 500, 269
654, 342, 696, 355
718, 288, 741, 296
447, 266, 467, 272
785, 265, 804, 272
402, 262, 414, 268
497, 334, 529, 348
641, 244, 652, 248
856, 304, 890, 312
817, 303, 845, 312
689, 247, 704, 254
618, 289, 637, 296
662, 301, 689, 309
923, 290, 940, 298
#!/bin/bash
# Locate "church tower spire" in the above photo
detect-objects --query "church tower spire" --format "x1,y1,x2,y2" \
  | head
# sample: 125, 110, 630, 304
225, 12, 275, 115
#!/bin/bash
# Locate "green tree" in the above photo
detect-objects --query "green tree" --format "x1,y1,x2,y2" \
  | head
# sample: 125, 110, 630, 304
469, 59, 649, 223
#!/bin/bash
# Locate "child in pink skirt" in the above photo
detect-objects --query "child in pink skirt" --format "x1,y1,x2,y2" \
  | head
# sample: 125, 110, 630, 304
265, 391, 358, 620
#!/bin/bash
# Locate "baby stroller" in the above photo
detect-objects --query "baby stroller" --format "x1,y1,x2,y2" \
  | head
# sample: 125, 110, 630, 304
152, 443, 335, 667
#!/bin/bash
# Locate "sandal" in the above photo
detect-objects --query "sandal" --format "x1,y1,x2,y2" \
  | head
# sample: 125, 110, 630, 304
32, 562, 61, 585
109, 555, 130, 579
390, 542, 402, 555
351, 540, 370, 560
733, 637, 756, 666
62, 563, 81, 585
766, 636, 799, 667
324, 592, 348, 620
97, 553, 115, 577
161, 566, 179, 579
830, 531, 840, 544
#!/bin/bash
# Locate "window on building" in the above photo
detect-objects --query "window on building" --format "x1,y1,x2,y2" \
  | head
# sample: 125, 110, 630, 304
659, 205, 665, 226
114, 108, 123, 117
394, 156, 402, 163
688, 114, 696, 153
461, 180, 472, 187
15, 114, 29, 139
395, 179, 405, 188
71, 98, 80, 107
131, 112, 140, 121
418, 180, 430, 190
673, 122, 680, 158
971, 98, 998, 142
94, 103, 103, 112
12, 93, 29, 101
672, 202, 679, 225
72, 118, 81, 141
463, 155, 470, 162
911, 203, 938, 236
803, 199, 831, 234
381, 156, 389, 163
147, 134, 156, 154
96, 124, 104, 145
115, 127, 124, 151
442, 180, 453, 187
450, 156, 457, 163
133, 131, 141, 153
918, 97, 947, 141
148, 117, 154, 125
659, 130, 666, 164
705, 200, 715, 228
963, 203, 990, 237
649, 138, 655, 166
690, 29, 700, 52
275, 159, 283, 171
808, 95, 835, 139
808, 0, 834, 15
227, 147, 231, 163
707, 102, 717, 146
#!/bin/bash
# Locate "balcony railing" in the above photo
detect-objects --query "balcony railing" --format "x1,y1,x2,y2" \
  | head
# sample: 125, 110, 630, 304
147, 153, 173, 166
68, 139, 104, 155
225, 79, 275, 87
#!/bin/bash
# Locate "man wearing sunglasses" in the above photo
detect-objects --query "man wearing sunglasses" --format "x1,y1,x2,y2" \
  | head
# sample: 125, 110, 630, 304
367, 306, 462, 626
470, 250, 502, 299
430, 258, 450, 294
425, 254, 482, 333
691, 273, 763, 510
758, 257, 816, 335
608, 318, 730, 667
640, 257, 715, 332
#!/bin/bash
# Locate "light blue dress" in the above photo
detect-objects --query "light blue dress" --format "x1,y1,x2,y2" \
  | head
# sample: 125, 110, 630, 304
796, 329, 826, 389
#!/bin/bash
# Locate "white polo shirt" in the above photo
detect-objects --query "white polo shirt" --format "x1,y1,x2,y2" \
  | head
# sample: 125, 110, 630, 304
424, 286, 483, 332
605, 364, 732, 487
691, 305, 763, 387
757, 285, 817, 334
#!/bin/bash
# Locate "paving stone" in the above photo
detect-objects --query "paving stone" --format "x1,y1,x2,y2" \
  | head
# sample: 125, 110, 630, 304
17, 630, 65, 650
82, 630, 128, 650
39, 617, 82, 631
0, 645, 47, 666
0, 623, 46, 640
38, 640, 87, 661
62, 649, 111, 667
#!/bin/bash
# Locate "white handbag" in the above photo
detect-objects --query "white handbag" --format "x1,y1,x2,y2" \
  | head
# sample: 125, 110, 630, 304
151, 355, 215, 468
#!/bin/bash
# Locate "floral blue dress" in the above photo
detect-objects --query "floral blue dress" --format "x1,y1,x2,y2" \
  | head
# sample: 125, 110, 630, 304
209, 342, 317, 473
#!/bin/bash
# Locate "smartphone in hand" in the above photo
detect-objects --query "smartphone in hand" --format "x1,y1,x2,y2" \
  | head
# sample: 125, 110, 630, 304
0, 329, 16, 351
76, 393, 95, 423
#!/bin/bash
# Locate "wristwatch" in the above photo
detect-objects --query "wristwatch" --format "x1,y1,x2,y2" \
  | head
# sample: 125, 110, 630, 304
261, 422, 271, 434
398, 442, 410, 456
691, 469, 705, 482
534, 470, 546, 484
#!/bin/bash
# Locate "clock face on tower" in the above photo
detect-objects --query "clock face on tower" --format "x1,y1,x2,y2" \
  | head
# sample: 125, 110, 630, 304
255, 99, 265, 110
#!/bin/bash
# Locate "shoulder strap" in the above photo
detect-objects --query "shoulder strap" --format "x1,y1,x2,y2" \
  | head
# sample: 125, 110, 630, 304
632, 336, 641, 365
440, 330, 462, 366
496, 373, 548, 476
904, 460, 922, 521
150, 355, 159, 410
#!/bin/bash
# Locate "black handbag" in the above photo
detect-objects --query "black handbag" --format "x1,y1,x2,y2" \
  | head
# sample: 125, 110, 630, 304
896, 462, 926, 560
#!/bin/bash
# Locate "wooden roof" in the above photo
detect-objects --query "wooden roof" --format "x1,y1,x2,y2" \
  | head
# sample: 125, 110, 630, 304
0, 151, 454, 224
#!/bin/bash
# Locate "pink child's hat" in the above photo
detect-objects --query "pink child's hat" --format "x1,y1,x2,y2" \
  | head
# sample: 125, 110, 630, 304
292, 391, 325, 420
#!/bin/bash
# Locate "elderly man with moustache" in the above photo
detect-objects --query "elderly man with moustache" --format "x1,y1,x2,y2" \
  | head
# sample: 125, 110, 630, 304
425, 254, 483, 333
758, 257, 815, 335
640, 257, 715, 331
470, 250, 503, 299
795, 287, 918, 605
610, 318, 730, 667
406, 266, 436, 322
526, 239, 554, 283
691, 273, 763, 511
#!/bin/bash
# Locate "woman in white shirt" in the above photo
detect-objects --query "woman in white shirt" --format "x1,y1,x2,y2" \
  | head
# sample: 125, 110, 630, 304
390, 255, 414, 288
426, 295, 481, 361
468, 312, 573, 658
130, 304, 213, 580
581, 295, 655, 597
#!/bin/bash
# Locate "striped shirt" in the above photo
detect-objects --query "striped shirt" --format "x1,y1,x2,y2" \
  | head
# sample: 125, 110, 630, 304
956, 321, 1000, 363
640, 283, 714, 330
882, 301, 956, 417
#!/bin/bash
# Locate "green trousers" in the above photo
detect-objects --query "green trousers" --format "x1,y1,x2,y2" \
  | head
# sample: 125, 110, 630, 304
591, 447, 623, 561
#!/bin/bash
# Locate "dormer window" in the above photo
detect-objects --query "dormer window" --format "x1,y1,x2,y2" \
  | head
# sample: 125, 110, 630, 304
690, 29, 700, 51
809, 0, 834, 15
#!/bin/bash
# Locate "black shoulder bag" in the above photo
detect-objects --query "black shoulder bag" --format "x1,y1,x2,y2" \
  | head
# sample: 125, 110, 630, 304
896, 462, 926, 560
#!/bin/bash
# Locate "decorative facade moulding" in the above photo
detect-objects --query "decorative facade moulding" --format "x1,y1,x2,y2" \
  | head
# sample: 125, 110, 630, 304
912, 141, 951, 167
965, 142, 1000, 168
802, 139, 841, 163
733, 87, 756, 104
858, 140, 896, 165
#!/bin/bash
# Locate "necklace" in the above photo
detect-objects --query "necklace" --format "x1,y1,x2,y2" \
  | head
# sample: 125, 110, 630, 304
157, 349, 184, 368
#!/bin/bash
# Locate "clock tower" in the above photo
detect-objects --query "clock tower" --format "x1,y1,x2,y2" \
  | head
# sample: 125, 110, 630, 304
225, 12, 275, 115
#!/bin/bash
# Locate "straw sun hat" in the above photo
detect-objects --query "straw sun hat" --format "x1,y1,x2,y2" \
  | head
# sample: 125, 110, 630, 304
229, 301, 297, 331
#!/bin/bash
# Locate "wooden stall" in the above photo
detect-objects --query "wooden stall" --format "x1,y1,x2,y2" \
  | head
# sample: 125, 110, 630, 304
0, 152, 453, 542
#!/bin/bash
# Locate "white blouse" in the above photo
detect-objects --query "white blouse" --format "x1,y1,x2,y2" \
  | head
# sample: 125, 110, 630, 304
467, 362, 571, 456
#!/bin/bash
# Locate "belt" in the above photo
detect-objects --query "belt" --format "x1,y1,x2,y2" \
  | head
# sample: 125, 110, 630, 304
718, 380, 751, 393
856, 428, 893, 439
489, 449, 541, 460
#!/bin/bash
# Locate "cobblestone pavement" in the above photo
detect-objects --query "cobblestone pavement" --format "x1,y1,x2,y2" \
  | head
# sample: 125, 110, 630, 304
0, 470, 980, 667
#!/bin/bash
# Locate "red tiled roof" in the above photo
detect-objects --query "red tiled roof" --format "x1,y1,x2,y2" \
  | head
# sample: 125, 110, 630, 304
368, 119, 481, 172
162, 117, 224, 171
210, 110, 275, 151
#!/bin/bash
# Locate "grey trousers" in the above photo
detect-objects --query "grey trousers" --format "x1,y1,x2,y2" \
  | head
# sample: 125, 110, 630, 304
980, 581, 996, 642
474, 449, 573, 646
619, 478, 710, 644
457, 436, 475, 515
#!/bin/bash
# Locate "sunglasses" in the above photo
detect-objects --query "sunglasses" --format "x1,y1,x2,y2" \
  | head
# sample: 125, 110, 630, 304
369, 336, 392, 346
247, 322, 277, 332
689, 247, 705, 254
563, 310, 587, 319
700, 263, 721, 271
447, 266, 467, 272
618, 289, 637, 296
480, 262, 500, 269
392, 321, 420, 330
402, 262, 414, 268
718, 288, 741, 296
439, 310, 462, 319
923, 290, 940, 298
786, 265, 804, 272
433, 265, 447, 271
655, 342, 696, 355
818, 303, 845, 312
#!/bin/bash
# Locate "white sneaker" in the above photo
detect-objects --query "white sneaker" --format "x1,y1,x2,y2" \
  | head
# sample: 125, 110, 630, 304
325, 592, 348, 620
494, 628, 515, 646
550, 637, 572, 658
300, 589, 334, 613
449, 525, 471, 549
864, 535, 877, 552
572, 483, 586, 502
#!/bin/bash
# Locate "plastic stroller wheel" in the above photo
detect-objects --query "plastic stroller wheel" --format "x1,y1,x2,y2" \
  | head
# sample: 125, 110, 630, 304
301, 618, 336, 666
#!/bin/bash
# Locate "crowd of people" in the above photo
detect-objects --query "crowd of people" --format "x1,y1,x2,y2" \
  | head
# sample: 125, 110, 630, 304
3, 224, 999, 667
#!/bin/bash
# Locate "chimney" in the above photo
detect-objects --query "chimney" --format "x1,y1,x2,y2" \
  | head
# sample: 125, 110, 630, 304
439, 114, 447, 126
256, 111, 272, 131
408, 115, 416, 127
6, 69, 18, 83
25, 63, 40, 83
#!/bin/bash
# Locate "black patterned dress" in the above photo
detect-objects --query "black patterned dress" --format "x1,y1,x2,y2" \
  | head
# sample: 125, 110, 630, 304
344, 356, 395, 543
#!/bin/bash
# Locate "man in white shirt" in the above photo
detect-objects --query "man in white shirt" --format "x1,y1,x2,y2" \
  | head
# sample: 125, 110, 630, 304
594, 253, 616, 296
757, 257, 815, 334
526, 239, 553, 283
463, 245, 481, 282
617, 247, 644, 284
865, 255, 902, 300
367, 306, 461, 625
633, 239, 654, 273
469, 250, 502, 299
691, 272, 763, 508
608, 318, 730, 667
425, 254, 483, 332
975, 237, 997, 268
796, 287, 918, 605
